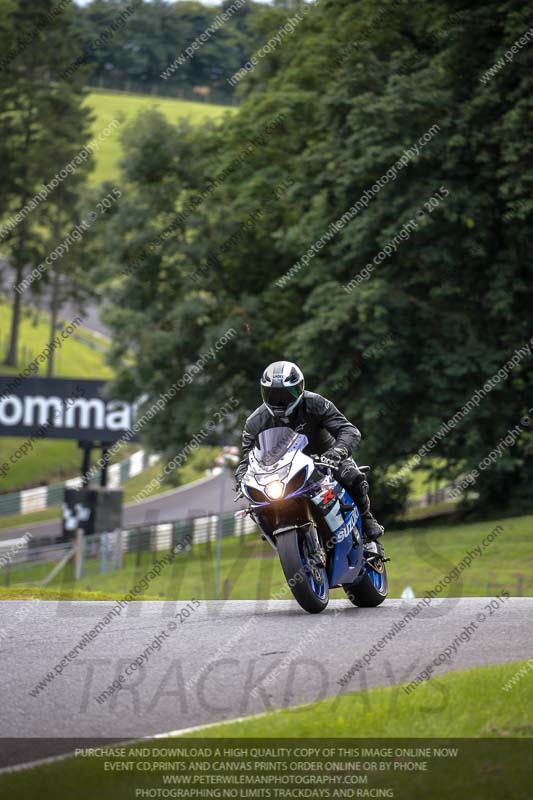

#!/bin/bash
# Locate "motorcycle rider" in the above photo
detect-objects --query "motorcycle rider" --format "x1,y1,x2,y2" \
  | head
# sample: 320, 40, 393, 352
235, 361, 384, 542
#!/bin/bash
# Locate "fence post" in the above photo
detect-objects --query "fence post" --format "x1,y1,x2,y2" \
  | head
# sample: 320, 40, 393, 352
206, 518, 211, 554
100, 532, 109, 574
151, 526, 157, 563
189, 519, 194, 558
113, 528, 122, 571
136, 529, 142, 567
75, 528, 85, 580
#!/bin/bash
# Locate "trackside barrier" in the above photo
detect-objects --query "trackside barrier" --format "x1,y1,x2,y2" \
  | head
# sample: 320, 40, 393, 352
0, 510, 258, 587
0, 449, 159, 517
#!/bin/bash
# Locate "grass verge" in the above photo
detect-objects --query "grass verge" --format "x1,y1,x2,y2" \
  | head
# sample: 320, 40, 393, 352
0, 586, 156, 601
187, 661, 532, 738
0, 505, 62, 533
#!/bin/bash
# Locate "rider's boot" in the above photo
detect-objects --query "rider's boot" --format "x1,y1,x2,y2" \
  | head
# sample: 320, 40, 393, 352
344, 468, 384, 543
361, 511, 384, 543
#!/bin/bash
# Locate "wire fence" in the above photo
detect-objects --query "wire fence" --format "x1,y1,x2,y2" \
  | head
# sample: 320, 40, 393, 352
86, 77, 239, 107
0, 510, 257, 588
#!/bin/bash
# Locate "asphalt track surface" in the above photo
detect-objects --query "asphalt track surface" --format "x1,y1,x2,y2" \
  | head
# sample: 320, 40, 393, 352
0, 597, 531, 767
0, 470, 243, 544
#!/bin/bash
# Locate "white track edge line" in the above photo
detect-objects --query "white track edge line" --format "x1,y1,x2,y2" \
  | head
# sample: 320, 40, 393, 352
0, 709, 277, 776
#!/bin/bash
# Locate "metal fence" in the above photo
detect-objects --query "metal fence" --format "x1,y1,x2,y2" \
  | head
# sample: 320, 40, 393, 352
86, 78, 239, 107
0, 511, 257, 588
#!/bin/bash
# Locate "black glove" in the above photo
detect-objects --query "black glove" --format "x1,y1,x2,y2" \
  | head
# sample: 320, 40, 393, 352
321, 446, 349, 468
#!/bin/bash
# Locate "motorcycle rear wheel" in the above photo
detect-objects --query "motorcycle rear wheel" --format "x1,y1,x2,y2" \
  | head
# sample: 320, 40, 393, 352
277, 529, 329, 614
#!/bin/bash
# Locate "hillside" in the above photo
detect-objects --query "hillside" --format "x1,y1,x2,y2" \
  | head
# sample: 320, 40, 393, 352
85, 89, 234, 183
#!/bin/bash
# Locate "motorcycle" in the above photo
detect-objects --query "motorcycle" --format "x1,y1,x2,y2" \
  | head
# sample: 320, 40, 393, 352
235, 427, 388, 614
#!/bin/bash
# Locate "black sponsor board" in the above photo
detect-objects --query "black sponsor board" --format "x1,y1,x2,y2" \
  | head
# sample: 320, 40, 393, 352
0, 376, 138, 442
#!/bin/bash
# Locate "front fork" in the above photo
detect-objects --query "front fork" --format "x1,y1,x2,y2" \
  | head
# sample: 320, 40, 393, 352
249, 502, 327, 567
302, 520, 326, 568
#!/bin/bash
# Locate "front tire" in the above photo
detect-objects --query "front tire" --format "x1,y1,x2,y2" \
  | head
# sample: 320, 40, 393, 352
277, 530, 329, 614
343, 543, 388, 607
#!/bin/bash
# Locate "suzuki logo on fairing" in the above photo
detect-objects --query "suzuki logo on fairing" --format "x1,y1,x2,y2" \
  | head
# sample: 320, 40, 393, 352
335, 511, 357, 543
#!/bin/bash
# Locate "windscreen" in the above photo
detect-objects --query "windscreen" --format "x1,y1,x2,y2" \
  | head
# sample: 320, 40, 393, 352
254, 427, 308, 467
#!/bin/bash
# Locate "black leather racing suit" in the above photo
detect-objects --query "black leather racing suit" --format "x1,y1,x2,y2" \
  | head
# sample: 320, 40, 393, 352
235, 391, 382, 538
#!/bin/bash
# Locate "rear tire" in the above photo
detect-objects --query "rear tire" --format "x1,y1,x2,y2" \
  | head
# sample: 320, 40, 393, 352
277, 530, 329, 614
343, 543, 388, 607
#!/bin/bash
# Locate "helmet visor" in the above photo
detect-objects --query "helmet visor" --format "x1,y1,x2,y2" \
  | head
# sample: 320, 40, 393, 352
261, 383, 303, 414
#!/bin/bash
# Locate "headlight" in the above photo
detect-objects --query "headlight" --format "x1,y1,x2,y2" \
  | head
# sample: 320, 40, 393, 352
264, 480, 285, 500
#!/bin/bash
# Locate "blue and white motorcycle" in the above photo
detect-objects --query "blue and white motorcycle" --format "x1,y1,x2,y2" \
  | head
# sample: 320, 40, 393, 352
236, 427, 388, 614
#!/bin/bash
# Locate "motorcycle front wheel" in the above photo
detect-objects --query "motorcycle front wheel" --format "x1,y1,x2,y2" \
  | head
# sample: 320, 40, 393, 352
276, 529, 329, 614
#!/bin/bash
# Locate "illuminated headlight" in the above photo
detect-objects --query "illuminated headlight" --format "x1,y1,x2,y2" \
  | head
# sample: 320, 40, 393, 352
264, 480, 285, 500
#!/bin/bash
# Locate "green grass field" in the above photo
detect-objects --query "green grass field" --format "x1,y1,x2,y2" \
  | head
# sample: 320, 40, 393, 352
86, 89, 233, 183
0, 438, 88, 495
13, 513, 529, 600
407, 459, 448, 498
122, 446, 220, 500
0, 506, 62, 532
0, 662, 529, 799
0, 299, 112, 381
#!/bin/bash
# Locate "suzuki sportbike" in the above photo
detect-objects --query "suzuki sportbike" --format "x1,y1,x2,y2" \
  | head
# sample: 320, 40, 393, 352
236, 427, 388, 614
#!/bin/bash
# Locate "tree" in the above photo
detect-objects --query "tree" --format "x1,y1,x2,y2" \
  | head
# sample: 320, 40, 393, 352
0, 0, 93, 367
74, 0, 283, 100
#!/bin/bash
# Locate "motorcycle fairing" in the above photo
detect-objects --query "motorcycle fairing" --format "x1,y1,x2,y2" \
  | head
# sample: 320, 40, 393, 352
242, 426, 366, 588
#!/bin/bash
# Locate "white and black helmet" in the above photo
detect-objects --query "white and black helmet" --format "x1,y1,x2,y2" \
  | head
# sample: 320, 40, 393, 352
260, 361, 305, 418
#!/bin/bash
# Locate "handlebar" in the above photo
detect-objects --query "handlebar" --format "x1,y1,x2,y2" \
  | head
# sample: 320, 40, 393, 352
311, 455, 333, 472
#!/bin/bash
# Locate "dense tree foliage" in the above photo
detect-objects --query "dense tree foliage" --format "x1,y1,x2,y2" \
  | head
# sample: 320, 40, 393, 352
73, 0, 295, 101
97, 0, 532, 518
